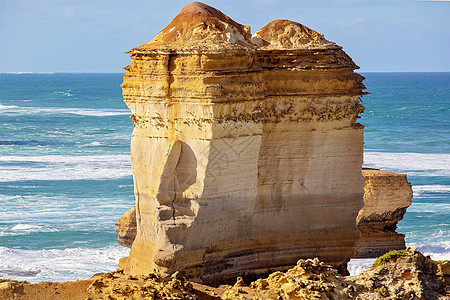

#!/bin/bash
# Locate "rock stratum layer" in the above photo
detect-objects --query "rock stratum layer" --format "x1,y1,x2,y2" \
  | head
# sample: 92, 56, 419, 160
356, 168, 413, 258
117, 169, 413, 256
119, 2, 366, 283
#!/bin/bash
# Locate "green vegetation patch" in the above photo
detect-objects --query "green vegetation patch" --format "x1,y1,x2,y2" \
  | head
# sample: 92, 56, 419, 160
373, 250, 409, 268
0, 278, 29, 284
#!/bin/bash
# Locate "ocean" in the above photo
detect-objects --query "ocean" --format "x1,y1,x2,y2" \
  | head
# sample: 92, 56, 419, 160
0, 72, 448, 282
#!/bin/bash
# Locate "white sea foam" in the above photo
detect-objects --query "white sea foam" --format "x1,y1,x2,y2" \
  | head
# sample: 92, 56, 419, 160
3, 245, 445, 282
0, 223, 58, 237
0, 104, 19, 110
364, 152, 450, 177
413, 185, 450, 197
409, 240, 450, 259
406, 202, 450, 214
11, 224, 42, 231
0, 246, 129, 283
4, 72, 55, 74
0, 104, 129, 116
348, 241, 450, 276
348, 258, 375, 276
0, 154, 132, 181
82, 141, 108, 147
55, 90, 74, 97
0, 154, 130, 164
32, 107, 129, 117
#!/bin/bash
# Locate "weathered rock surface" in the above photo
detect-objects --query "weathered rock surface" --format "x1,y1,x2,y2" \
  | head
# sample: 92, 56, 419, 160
356, 168, 413, 258
119, 2, 366, 283
219, 248, 450, 300
117, 169, 414, 255
0, 271, 197, 300
115, 206, 137, 248
1, 249, 448, 299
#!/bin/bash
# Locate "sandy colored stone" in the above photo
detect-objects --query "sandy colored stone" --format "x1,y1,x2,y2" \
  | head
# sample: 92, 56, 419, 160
251, 19, 337, 49
0, 280, 91, 300
115, 206, 136, 248
117, 169, 414, 254
0, 271, 197, 300
217, 248, 450, 299
119, 2, 366, 283
3, 250, 448, 300
356, 168, 413, 258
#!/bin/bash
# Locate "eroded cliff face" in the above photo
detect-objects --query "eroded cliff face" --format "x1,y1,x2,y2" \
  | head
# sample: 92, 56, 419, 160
117, 169, 414, 257
356, 169, 413, 258
119, 2, 366, 283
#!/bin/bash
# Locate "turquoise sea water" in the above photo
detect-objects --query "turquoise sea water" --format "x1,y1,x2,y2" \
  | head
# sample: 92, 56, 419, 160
0, 72, 448, 282
361, 72, 449, 256
0, 73, 133, 282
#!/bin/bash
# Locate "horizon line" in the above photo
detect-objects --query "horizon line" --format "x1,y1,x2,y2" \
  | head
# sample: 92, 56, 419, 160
2, 71, 450, 74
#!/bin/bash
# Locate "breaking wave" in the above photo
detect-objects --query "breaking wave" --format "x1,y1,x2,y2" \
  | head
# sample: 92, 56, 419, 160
0, 154, 131, 181
0, 104, 129, 116
0, 246, 129, 283
364, 152, 450, 177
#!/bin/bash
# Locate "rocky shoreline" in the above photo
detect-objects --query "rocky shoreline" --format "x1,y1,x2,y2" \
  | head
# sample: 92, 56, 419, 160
1, 248, 448, 299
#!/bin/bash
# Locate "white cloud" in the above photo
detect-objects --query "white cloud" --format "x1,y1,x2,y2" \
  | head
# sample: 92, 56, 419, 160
333, 17, 365, 27
351, 17, 364, 25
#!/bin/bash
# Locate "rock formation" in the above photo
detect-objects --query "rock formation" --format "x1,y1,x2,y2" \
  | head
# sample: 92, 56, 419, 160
219, 248, 450, 300
356, 168, 413, 257
117, 169, 414, 257
115, 206, 137, 248
119, 2, 366, 283
2, 249, 449, 299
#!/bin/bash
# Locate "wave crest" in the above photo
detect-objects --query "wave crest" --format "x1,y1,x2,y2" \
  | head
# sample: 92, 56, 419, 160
0, 154, 132, 181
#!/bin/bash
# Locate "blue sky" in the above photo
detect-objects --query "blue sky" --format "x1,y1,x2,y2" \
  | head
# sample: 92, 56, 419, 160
1, 0, 449, 72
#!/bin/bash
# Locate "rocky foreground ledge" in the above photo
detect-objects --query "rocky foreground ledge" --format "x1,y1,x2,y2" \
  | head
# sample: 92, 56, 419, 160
1, 249, 448, 299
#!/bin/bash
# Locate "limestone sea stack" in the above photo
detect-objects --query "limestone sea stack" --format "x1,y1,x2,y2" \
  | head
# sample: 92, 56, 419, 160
356, 169, 413, 257
119, 2, 366, 283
